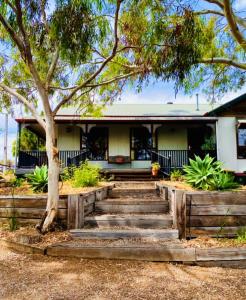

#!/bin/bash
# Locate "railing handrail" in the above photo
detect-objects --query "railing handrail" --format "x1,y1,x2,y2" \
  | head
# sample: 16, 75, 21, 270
150, 150, 170, 161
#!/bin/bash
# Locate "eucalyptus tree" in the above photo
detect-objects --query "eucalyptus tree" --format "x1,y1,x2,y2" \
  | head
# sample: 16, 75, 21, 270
182, 0, 246, 99
0, 0, 206, 232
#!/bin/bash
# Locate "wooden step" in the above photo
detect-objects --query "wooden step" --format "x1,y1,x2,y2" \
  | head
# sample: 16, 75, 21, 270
85, 214, 173, 228
47, 242, 195, 262
114, 181, 156, 188
109, 188, 158, 198
95, 200, 169, 213
70, 228, 178, 240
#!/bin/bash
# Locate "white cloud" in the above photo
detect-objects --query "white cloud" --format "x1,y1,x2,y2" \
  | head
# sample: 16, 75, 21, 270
117, 86, 246, 105
235, 0, 246, 10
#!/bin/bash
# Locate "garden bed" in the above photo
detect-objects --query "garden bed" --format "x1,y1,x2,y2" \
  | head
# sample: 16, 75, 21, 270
0, 181, 110, 196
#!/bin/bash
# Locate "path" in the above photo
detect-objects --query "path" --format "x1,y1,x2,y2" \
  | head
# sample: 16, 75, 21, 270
0, 245, 245, 300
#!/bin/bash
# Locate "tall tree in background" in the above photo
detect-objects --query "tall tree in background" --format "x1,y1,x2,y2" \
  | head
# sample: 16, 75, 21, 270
183, 0, 246, 99
0, 0, 204, 232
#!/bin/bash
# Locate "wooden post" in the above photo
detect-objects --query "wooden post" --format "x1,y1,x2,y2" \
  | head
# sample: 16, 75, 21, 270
173, 189, 186, 240
67, 194, 85, 229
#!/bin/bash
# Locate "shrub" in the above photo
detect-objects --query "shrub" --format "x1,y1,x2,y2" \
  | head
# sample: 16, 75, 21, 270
212, 172, 239, 190
236, 227, 246, 242
26, 165, 48, 193
183, 155, 239, 191
72, 161, 100, 187
10, 177, 25, 187
170, 169, 183, 181
61, 165, 76, 181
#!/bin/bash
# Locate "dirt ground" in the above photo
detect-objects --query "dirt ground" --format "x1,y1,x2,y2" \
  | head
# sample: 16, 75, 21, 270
0, 245, 246, 300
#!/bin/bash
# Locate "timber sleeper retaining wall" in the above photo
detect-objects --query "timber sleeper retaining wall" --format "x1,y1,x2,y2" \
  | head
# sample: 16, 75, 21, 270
0, 184, 114, 229
1, 237, 246, 267
156, 183, 246, 239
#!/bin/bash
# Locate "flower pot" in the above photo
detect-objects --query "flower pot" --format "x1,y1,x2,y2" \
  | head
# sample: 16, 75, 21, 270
152, 168, 159, 177
115, 156, 125, 164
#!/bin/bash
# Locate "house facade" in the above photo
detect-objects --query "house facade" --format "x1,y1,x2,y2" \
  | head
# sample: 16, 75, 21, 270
15, 93, 246, 175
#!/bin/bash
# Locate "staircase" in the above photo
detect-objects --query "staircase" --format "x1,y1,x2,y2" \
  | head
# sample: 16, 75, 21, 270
70, 181, 178, 240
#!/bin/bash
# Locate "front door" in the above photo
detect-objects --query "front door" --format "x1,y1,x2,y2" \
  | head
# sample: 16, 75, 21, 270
130, 127, 152, 160
86, 127, 108, 160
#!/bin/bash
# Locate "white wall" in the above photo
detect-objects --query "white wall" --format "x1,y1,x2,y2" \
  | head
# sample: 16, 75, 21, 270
157, 126, 187, 150
216, 117, 246, 172
57, 125, 81, 150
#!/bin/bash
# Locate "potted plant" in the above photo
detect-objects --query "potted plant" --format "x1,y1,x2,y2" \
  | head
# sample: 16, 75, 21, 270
151, 162, 160, 177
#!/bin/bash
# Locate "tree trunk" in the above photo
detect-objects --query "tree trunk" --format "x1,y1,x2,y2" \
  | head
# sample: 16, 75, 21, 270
38, 116, 60, 233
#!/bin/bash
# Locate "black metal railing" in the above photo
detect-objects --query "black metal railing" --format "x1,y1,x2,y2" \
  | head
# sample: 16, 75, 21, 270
68, 150, 89, 167
18, 150, 89, 168
150, 150, 171, 176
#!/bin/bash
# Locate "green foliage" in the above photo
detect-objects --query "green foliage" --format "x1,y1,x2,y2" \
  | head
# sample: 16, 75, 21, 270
8, 216, 18, 232
12, 129, 45, 156
61, 165, 76, 181
170, 169, 183, 182
201, 136, 216, 151
183, 155, 239, 191
151, 162, 160, 170
50, 0, 98, 66
72, 161, 100, 187
212, 172, 239, 191
10, 177, 24, 188
236, 227, 246, 242
26, 165, 48, 193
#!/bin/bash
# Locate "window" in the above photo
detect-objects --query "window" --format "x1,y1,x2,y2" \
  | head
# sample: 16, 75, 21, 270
237, 122, 246, 159
86, 127, 108, 160
131, 127, 152, 160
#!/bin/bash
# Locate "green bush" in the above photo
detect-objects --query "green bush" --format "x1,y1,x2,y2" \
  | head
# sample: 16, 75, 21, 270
61, 165, 76, 181
170, 169, 183, 181
212, 172, 239, 190
26, 165, 48, 193
183, 155, 239, 191
72, 161, 100, 187
10, 177, 25, 187
236, 227, 246, 242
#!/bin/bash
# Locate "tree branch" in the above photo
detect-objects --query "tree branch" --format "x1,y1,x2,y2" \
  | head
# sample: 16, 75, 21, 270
57, 0, 122, 110
52, 70, 142, 116
200, 57, 246, 70
195, 9, 224, 17
223, 0, 246, 52
0, 83, 46, 129
46, 48, 59, 88
0, 13, 24, 54
203, 0, 224, 10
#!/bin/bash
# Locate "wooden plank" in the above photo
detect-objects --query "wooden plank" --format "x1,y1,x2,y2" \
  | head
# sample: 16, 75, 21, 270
47, 244, 196, 262
196, 248, 246, 261
0, 207, 66, 219
70, 229, 179, 240
0, 198, 67, 209
0, 239, 44, 255
85, 214, 173, 229
186, 191, 246, 205
84, 204, 94, 216
0, 217, 67, 226
194, 260, 246, 268
77, 196, 84, 229
186, 226, 243, 238
173, 190, 186, 239
187, 205, 246, 216
188, 215, 246, 227
95, 203, 168, 214
67, 195, 79, 230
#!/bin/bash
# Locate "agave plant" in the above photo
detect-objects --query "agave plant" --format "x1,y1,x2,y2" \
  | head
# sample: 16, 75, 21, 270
183, 155, 223, 190
26, 165, 48, 193
212, 172, 240, 190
